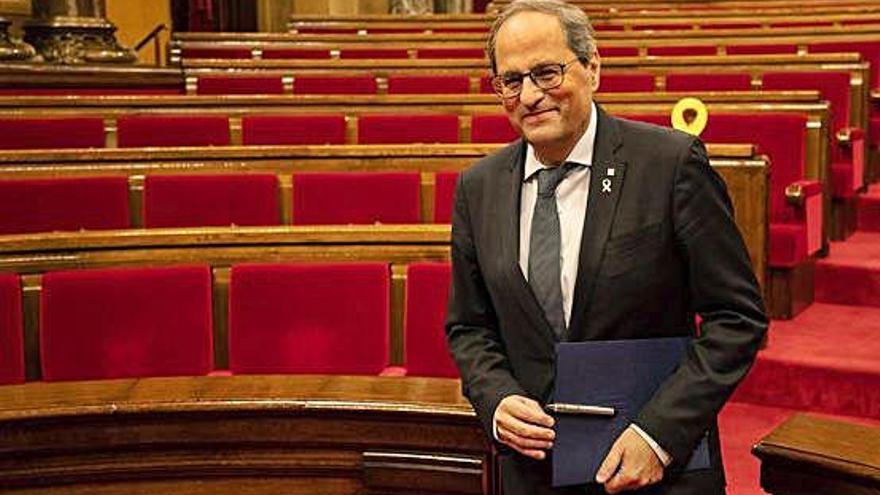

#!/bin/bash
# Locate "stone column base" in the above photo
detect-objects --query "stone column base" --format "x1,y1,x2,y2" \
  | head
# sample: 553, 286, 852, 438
23, 16, 135, 64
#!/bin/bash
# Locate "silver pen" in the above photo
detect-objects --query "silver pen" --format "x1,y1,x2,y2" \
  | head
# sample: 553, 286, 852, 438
545, 403, 616, 416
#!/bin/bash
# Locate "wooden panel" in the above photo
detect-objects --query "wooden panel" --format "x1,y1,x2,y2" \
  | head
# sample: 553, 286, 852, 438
754, 413, 880, 495
0, 375, 492, 495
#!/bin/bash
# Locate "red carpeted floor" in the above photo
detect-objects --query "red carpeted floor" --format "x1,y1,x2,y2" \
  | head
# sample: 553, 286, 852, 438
720, 184, 880, 495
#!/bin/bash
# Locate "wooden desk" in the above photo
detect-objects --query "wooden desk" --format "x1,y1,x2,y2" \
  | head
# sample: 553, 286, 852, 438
0, 374, 493, 495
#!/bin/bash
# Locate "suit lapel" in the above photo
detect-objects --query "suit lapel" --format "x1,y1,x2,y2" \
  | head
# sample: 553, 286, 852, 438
500, 140, 558, 343
568, 107, 627, 341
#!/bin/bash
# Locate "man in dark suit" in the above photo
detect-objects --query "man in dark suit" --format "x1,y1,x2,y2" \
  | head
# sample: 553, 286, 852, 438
444, 1, 768, 494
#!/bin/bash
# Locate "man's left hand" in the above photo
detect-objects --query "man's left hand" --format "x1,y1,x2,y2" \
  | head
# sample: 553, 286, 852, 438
595, 427, 664, 494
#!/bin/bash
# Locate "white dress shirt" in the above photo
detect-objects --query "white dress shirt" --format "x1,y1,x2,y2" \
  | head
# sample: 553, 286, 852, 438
494, 102, 672, 467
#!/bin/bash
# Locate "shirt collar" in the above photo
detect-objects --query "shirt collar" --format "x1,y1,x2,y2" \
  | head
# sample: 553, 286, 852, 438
523, 101, 597, 183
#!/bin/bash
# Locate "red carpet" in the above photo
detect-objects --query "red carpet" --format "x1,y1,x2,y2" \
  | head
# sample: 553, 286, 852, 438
721, 185, 880, 495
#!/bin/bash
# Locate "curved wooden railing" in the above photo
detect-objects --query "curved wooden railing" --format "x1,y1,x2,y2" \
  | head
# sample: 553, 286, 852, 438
0, 374, 495, 494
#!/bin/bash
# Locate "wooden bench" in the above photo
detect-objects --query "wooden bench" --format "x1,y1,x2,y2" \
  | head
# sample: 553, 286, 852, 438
0, 374, 493, 495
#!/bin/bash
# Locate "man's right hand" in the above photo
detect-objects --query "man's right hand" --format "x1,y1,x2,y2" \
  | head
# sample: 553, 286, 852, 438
494, 395, 556, 460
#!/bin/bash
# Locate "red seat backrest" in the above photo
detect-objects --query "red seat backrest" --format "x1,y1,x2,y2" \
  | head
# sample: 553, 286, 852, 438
647, 45, 717, 57
726, 44, 799, 55
40, 265, 213, 381
434, 171, 460, 224
241, 114, 347, 145
0, 176, 130, 234
293, 75, 377, 95
600, 73, 656, 93
358, 114, 460, 144
471, 114, 519, 143
181, 47, 251, 59
404, 263, 458, 378
0, 273, 23, 385
387, 75, 471, 94
117, 115, 230, 148
0, 117, 105, 150
143, 174, 280, 228
228, 262, 390, 375
665, 72, 753, 92
292, 172, 421, 225
196, 75, 284, 95
417, 48, 485, 59
261, 48, 331, 59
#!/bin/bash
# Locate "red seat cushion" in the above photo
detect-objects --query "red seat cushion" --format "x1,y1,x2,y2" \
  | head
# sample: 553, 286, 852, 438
0, 273, 23, 385
0, 88, 181, 96
241, 114, 347, 145
598, 46, 639, 57
726, 44, 799, 55
471, 114, 518, 143
417, 48, 485, 59
358, 114, 459, 144
809, 41, 880, 99
196, 75, 284, 95
387, 75, 471, 94
0, 117, 105, 150
404, 263, 458, 378
0, 176, 130, 235
665, 73, 752, 92
292, 172, 421, 225
40, 265, 213, 381
293, 75, 377, 95
261, 48, 331, 59
647, 45, 717, 57
340, 49, 409, 59
228, 262, 390, 375
433, 171, 460, 224
181, 47, 251, 59
600, 73, 655, 93
117, 115, 230, 148
144, 174, 280, 228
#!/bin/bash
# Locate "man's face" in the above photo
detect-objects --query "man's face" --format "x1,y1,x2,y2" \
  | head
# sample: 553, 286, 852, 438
493, 11, 600, 160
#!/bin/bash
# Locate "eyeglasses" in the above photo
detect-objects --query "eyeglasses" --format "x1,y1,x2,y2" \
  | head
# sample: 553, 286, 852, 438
491, 57, 583, 99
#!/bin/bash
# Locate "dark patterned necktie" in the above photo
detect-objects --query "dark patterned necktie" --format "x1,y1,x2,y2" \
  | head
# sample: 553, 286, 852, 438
528, 162, 578, 338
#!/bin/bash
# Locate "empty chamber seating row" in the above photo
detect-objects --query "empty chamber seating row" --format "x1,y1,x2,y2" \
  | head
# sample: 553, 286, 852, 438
0, 172, 462, 233
0, 262, 456, 384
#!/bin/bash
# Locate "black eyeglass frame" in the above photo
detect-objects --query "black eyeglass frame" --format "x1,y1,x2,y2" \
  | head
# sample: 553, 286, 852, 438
490, 57, 585, 98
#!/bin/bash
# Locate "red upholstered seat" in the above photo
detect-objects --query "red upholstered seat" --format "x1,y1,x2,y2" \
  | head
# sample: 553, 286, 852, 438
340, 49, 409, 59
241, 114, 347, 145
762, 71, 864, 196
40, 265, 213, 381
726, 44, 799, 55
623, 112, 821, 267
471, 114, 518, 143
432, 27, 487, 33
647, 46, 717, 57
181, 47, 252, 59
600, 73, 655, 93
632, 23, 692, 31
770, 21, 831, 28
294, 27, 356, 34
261, 48, 331, 59
0, 273, 24, 385
387, 75, 471, 94
228, 262, 390, 375
433, 171, 460, 224
479, 76, 495, 94
0, 88, 181, 96
404, 263, 458, 378
196, 75, 284, 95
0, 176, 129, 235
144, 174, 280, 228
292, 172, 421, 225
0, 117, 105, 150
700, 23, 762, 30
293, 75, 377, 95
117, 115, 230, 148
358, 114, 459, 144
598, 46, 639, 57
665, 73, 752, 92
416, 48, 485, 59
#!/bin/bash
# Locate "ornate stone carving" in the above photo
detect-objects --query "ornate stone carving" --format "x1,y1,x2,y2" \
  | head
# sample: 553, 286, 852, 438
0, 17, 37, 61
24, 0, 135, 64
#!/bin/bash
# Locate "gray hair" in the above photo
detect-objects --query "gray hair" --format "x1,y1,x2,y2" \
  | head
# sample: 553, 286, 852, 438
486, 0, 597, 74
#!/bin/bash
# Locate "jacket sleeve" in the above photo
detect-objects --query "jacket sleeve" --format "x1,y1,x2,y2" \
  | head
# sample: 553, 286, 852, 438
635, 138, 769, 467
445, 172, 528, 439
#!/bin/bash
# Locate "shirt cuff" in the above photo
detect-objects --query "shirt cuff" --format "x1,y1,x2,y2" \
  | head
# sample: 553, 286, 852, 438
629, 423, 672, 467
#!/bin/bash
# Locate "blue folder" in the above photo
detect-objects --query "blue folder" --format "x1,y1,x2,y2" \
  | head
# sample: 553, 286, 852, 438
551, 337, 711, 487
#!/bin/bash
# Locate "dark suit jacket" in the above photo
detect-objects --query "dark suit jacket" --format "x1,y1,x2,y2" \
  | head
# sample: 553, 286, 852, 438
445, 106, 768, 494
